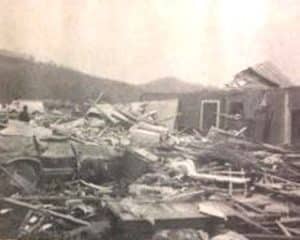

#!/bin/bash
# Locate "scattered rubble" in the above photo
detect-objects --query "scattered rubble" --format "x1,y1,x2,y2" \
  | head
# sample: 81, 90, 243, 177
0, 97, 299, 240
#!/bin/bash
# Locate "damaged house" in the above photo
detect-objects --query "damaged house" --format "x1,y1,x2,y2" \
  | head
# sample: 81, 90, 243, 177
143, 62, 300, 147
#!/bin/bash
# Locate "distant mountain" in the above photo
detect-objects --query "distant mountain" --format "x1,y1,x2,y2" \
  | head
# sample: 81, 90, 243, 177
0, 50, 142, 103
139, 77, 203, 93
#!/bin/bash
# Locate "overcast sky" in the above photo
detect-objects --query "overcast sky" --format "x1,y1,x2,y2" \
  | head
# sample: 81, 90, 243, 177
0, 0, 300, 86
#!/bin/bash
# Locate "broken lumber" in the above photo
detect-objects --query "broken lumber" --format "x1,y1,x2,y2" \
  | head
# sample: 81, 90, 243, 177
129, 128, 161, 146
261, 173, 300, 188
280, 217, 300, 224
198, 201, 228, 220
234, 211, 273, 234
63, 221, 110, 240
11, 196, 102, 202
163, 189, 211, 202
275, 221, 292, 237
244, 234, 299, 240
136, 122, 168, 134
127, 147, 159, 162
138, 110, 157, 121
261, 143, 288, 154
231, 199, 264, 214
2, 197, 90, 226
190, 173, 250, 184
79, 179, 113, 194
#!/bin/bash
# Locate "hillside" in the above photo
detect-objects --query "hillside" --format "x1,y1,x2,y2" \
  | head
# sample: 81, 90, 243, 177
139, 77, 203, 93
0, 50, 142, 103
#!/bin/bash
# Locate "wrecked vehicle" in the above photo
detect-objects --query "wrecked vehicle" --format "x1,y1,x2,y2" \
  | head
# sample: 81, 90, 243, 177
0, 133, 124, 194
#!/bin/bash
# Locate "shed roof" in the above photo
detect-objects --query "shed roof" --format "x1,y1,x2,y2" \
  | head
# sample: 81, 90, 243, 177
249, 61, 292, 87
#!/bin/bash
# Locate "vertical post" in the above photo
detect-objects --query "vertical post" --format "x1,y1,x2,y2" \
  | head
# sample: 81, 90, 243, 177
284, 91, 291, 145
228, 164, 233, 196
215, 100, 220, 129
200, 100, 204, 130
242, 168, 247, 196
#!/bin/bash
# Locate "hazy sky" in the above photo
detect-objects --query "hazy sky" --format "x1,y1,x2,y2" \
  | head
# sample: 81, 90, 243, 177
0, 0, 300, 86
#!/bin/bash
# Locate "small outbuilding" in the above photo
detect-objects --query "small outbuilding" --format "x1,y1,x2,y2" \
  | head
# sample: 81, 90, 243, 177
142, 62, 300, 147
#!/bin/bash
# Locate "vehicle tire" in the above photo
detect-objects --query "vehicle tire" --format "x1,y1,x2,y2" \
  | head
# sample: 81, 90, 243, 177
6, 161, 40, 191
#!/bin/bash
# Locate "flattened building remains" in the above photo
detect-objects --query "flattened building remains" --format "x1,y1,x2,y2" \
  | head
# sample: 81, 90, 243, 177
1, 59, 300, 240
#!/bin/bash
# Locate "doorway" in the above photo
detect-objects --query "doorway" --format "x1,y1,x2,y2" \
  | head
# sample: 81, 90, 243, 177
200, 100, 220, 131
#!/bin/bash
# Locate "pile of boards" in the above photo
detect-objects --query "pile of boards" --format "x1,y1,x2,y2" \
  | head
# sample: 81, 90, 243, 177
0, 99, 300, 240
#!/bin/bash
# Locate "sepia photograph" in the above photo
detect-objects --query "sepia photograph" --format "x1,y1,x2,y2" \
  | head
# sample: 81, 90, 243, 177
0, 0, 299, 239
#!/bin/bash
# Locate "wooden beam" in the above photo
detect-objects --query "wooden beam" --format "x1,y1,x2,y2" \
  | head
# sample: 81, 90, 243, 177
190, 173, 250, 184
2, 197, 90, 226
276, 221, 292, 237
245, 234, 299, 240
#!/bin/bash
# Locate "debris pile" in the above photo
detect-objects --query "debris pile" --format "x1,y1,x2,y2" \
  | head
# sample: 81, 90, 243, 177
0, 99, 300, 240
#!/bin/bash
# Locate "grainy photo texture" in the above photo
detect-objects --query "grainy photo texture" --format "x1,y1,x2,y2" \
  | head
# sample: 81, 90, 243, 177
0, 1, 299, 239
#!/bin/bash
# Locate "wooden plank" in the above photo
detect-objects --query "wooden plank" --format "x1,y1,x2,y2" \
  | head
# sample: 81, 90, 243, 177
285, 227, 300, 235
234, 211, 273, 234
245, 234, 299, 240
2, 197, 90, 226
281, 217, 300, 224
63, 221, 110, 240
79, 180, 113, 194
190, 173, 250, 184
9, 196, 101, 202
129, 128, 161, 147
231, 199, 264, 214
198, 202, 228, 220
263, 173, 300, 187
276, 221, 292, 237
